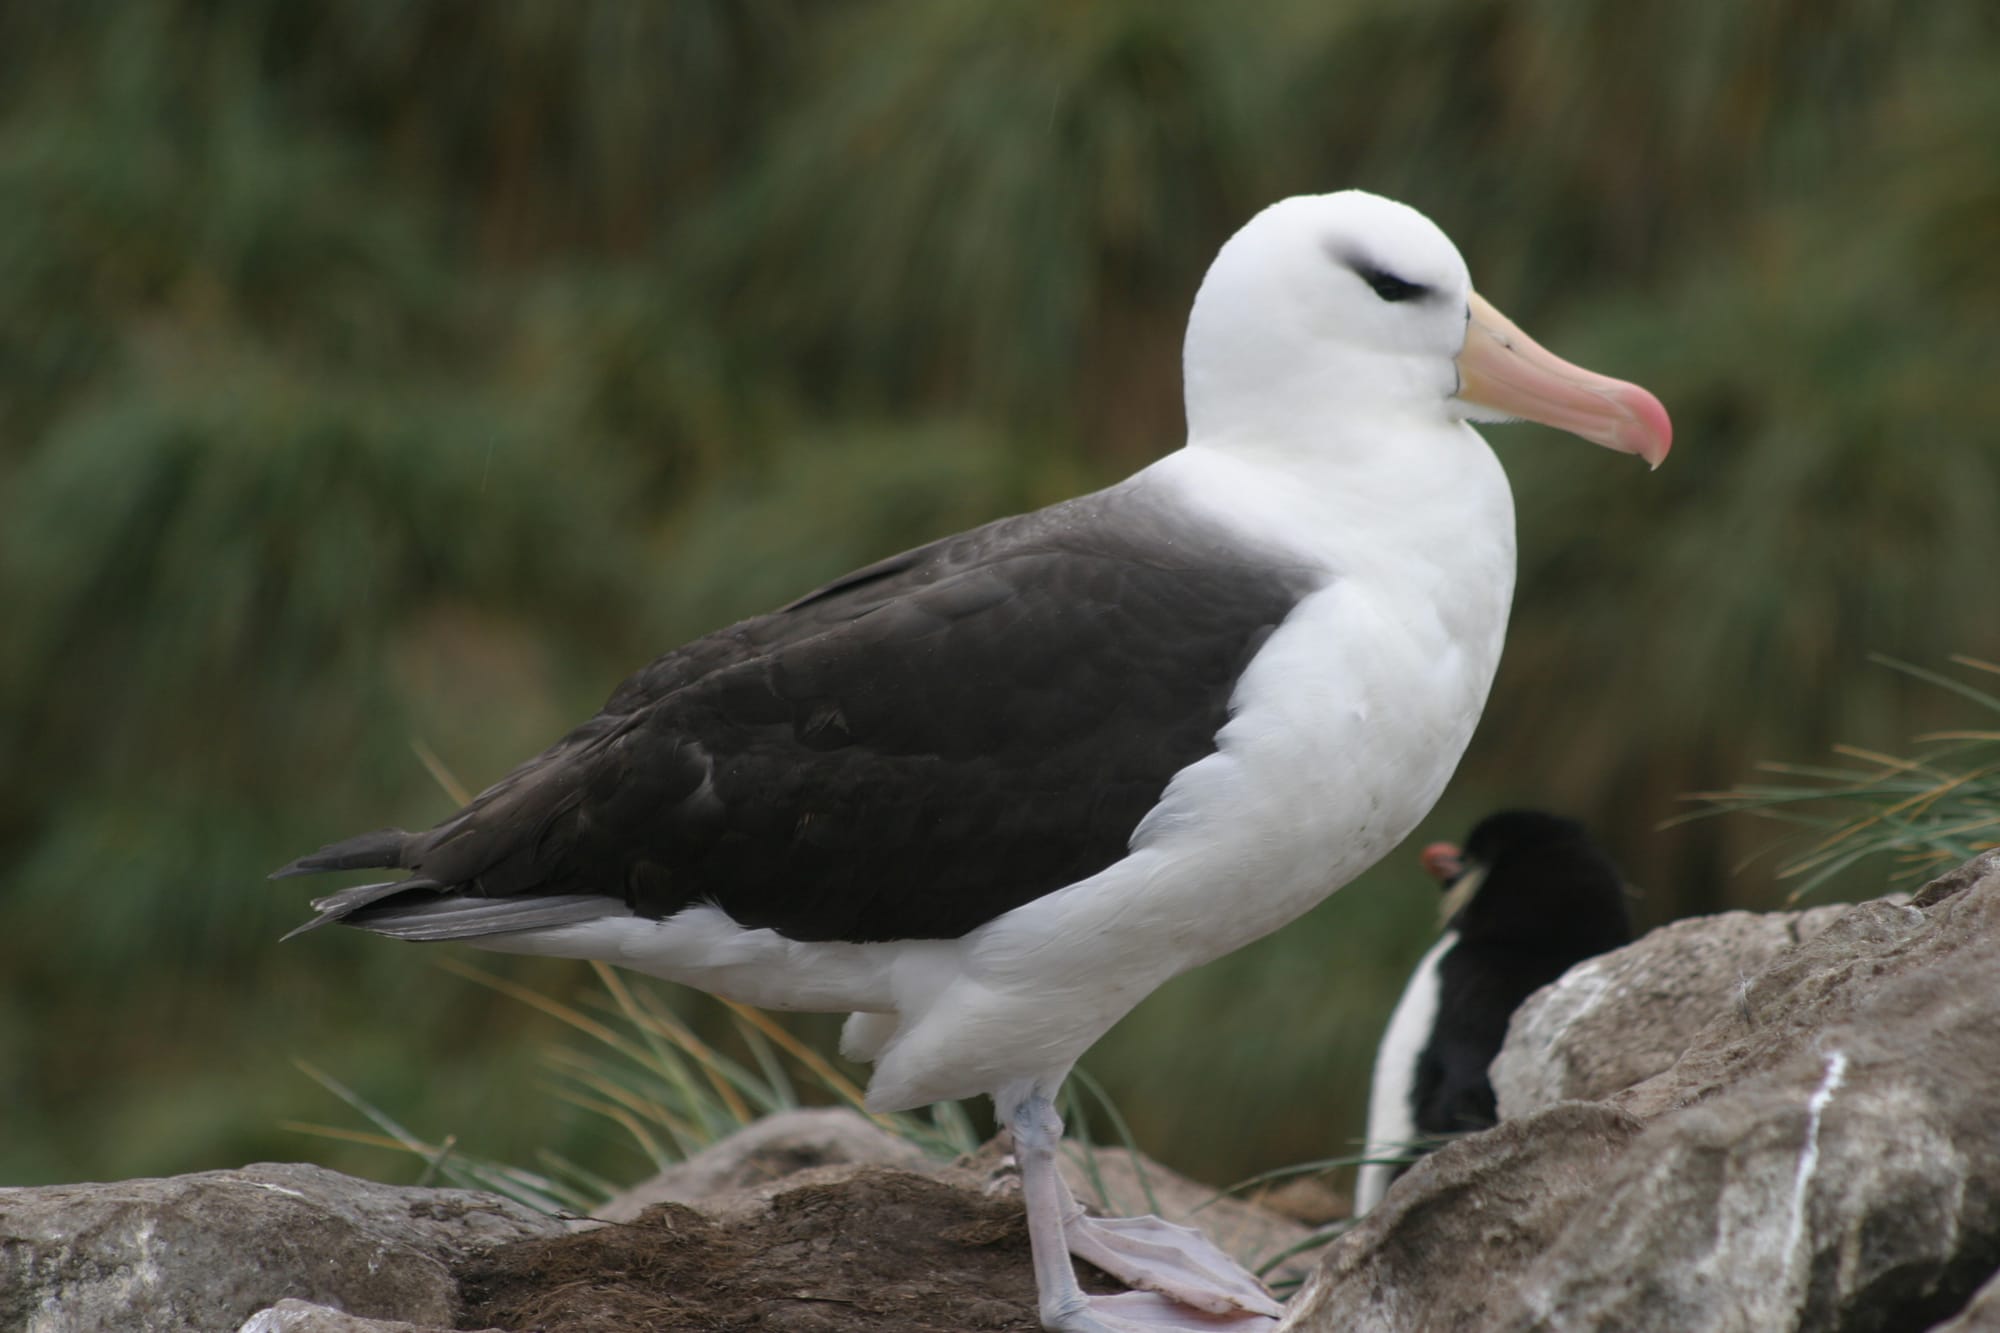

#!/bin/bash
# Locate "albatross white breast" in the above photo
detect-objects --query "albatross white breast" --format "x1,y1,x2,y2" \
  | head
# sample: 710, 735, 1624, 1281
277, 190, 1670, 1333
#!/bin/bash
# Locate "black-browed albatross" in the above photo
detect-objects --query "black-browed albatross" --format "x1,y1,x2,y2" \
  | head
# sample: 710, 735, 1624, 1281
278, 190, 1670, 1333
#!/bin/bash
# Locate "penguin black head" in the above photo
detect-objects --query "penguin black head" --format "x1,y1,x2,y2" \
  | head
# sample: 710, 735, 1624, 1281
1422, 810, 1632, 956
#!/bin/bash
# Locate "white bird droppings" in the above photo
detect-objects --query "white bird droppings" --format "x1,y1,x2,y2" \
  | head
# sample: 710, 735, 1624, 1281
1784, 1048, 1849, 1273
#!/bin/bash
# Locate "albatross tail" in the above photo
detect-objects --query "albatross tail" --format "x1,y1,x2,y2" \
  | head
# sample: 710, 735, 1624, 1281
273, 827, 621, 943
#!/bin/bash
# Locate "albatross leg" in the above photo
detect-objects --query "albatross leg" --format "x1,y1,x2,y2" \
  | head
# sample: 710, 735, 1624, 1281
1006, 1093, 1281, 1333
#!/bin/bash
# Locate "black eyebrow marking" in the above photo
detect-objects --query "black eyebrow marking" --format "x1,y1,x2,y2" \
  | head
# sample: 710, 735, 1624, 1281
1329, 246, 1434, 304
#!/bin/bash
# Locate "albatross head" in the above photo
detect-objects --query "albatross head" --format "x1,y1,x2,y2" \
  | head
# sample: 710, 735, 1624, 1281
1183, 190, 1671, 468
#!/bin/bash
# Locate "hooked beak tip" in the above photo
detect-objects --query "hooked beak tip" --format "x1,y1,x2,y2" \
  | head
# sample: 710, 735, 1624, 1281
1458, 291, 1673, 469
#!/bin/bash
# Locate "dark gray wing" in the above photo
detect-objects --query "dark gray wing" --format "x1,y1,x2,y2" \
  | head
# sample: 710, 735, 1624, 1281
278, 482, 1323, 943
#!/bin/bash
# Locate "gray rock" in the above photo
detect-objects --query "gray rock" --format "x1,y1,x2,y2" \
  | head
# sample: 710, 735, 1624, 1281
0, 1161, 562, 1333
1279, 1102, 1645, 1331
1252, 1175, 1348, 1227
1929, 1267, 2000, 1331
595, 1105, 932, 1222
459, 1165, 1086, 1332
236, 1299, 490, 1332
1609, 892, 1965, 1122
1492, 901, 1851, 1118
1501, 1063, 2000, 1330
599, 1108, 1315, 1287
1291, 852, 2000, 1332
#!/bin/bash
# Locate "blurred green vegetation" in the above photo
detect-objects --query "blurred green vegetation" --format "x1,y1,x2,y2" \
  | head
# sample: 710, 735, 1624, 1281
2, 1, 1996, 1193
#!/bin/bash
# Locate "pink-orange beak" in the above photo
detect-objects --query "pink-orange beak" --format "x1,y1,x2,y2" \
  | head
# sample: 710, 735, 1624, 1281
1456, 292, 1672, 468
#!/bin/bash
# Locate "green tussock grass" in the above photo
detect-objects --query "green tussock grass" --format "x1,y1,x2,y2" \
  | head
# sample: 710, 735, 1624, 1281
1685, 655, 2000, 900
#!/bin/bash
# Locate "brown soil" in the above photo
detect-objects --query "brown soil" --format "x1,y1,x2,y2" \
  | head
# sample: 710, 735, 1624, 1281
456, 1168, 1123, 1332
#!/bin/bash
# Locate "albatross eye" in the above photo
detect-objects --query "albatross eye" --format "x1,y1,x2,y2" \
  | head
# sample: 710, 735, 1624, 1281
1357, 264, 1430, 304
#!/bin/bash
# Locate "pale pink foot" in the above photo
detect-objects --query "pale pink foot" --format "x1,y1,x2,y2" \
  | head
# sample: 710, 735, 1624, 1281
1005, 1092, 1282, 1333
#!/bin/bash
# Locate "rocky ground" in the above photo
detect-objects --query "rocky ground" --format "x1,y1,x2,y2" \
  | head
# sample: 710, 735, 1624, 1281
6, 850, 1998, 1332
1290, 848, 2000, 1332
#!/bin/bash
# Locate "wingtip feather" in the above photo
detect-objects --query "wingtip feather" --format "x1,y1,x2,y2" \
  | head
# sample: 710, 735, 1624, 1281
281, 877, 442, 942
